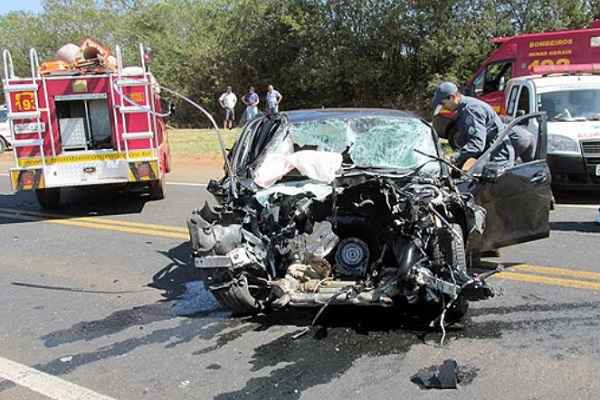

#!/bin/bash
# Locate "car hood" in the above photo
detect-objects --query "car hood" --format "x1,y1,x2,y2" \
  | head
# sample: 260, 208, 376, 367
547, 120, 600, 141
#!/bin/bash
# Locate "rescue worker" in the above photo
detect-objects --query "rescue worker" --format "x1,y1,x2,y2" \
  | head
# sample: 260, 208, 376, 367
432, 81, 535, 170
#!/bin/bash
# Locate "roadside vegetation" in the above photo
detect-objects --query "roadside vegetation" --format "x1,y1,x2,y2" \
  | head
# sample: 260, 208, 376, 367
0, 0, 598, 125
167, 129, 239, 158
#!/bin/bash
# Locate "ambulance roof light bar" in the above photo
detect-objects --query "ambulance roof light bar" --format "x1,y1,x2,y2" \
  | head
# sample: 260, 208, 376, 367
531, 63, 600, 76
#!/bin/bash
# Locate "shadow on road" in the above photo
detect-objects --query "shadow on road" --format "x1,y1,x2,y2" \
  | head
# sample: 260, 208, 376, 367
550, 221, 600, 234
554, 190, 600, 205
150, 241, 201, 300
0, 184, 151, 225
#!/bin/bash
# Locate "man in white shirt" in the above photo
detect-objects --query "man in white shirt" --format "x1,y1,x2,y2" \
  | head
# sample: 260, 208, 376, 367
265, 85, 283, 114
218, 86, 237, 129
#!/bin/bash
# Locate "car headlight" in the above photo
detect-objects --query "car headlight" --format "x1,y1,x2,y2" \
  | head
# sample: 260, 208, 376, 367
547, 134, 580, 154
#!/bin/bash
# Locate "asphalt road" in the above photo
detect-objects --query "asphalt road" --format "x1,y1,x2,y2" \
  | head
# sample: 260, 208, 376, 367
1, 173, 600, 400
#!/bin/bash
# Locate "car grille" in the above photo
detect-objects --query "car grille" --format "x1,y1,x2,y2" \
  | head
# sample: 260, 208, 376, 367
582, 141, 600, 155
586, 157, 600, 166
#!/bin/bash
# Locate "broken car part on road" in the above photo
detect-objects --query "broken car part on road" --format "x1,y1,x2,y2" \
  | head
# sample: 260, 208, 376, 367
185, 109, 550, 325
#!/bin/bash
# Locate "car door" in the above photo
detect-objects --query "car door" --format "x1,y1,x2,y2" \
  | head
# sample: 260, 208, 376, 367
463, 114, 552, 252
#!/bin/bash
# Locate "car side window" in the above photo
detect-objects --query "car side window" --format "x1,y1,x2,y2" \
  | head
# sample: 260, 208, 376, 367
517, 85, 530, 114
506, 85, 520, 116
483, 61, 513, 94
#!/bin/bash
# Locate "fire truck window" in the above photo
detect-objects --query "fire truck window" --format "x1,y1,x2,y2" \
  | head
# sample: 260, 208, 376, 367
88, 100, 112, 149
483, 62, 512, 94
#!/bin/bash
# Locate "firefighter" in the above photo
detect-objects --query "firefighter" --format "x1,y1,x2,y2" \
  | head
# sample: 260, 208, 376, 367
432, 82, 535, 170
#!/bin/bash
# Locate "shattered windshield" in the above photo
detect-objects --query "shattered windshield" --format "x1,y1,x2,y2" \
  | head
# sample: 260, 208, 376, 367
251, 115, 441, 188
540, 89, 600, 121
289, 116, 439, 172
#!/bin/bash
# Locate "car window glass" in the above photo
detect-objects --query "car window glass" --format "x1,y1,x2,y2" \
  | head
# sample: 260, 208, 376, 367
484, 62, 512, 94
473, 70, 484, 94
540, 89, 600, 121
506, 85, 520, 115
517, 86, 530, 113
255, 116, 441, 176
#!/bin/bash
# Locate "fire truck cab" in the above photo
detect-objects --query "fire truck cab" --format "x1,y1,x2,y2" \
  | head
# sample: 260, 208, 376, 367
2, 43, 170, 208
463, 21, 600, 114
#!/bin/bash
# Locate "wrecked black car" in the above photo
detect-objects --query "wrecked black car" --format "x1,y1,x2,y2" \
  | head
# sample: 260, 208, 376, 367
187, 109, 552, 322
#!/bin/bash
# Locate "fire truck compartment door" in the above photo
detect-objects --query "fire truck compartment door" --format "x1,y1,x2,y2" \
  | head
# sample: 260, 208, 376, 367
43, 160, 130, 187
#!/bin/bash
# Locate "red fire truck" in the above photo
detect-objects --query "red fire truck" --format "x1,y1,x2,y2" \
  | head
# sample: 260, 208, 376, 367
2, 43, 170, 208
463, 21, 600, 114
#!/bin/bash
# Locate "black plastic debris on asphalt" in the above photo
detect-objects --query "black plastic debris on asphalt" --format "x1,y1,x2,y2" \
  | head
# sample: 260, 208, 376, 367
411, 359, 460, 389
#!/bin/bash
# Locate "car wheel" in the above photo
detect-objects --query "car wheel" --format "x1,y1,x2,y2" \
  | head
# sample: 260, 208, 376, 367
210, 274, 264, 316
35, 188, 61, 209
444, 223, 469, 323
0, 137, 6, 154
148, 177, 165, 200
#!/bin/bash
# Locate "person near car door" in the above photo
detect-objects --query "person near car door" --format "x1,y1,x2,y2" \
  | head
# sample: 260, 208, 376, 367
432, 81, 534, 170
219, 86, 237, 130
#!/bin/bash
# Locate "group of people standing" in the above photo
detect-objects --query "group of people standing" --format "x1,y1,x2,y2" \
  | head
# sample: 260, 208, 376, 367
218, 85, 283, 129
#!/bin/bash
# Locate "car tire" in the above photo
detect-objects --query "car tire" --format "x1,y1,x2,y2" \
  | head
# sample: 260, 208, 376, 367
35, 188, 61, 209
446, 223, 469, 322
210, 274, 263, 316
148, 177, 165, 200
0, 137, 7, 154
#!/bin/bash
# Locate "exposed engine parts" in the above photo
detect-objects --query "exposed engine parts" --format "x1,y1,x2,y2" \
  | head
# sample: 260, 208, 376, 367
188, 172, 495, 324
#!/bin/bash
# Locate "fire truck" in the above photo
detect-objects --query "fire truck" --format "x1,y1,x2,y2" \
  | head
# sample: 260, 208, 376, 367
2, 42, 170, 208
463, 21, 600, 114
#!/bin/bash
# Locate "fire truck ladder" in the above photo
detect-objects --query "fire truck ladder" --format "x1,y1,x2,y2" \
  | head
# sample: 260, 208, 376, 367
114, 44, 157, 161
2, 48, 55, 168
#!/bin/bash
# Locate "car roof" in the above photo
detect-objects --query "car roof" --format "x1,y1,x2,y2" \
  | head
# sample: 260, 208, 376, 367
282, 108, 419, 123
511, 74, 600, 92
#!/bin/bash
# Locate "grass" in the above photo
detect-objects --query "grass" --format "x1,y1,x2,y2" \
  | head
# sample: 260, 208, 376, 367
167, 128, 240, 158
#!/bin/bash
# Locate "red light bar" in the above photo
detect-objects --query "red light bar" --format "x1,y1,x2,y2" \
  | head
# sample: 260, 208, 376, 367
531, 63, 600, 75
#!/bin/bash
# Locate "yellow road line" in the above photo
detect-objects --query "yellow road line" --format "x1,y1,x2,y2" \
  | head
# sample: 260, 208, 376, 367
495, 271, 600, 291
512, 264, 600, 282
0, 207, 188, 234
0, 212, 188, 240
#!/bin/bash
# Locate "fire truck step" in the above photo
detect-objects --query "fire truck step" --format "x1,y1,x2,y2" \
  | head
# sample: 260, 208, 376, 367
8, 111, 41, 120
12, 138, 43, 147
4, 83, 39, 92
116, 79, 150, 87
119, 105, 151, 114
123, 131, 154, 140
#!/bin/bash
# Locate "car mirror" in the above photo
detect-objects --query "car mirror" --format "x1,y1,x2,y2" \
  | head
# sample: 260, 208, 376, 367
480, 162, 505, 183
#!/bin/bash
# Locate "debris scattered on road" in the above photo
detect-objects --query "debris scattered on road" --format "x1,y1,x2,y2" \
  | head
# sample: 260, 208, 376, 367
171, 281, 220, 316
179, 380, 190, 388
411, 359, 460, 389
59, 356, 73, 363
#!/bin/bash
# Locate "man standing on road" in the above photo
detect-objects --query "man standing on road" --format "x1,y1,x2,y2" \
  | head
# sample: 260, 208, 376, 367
242, 86, 260, 123
219, 86, 237, 130
431, 81, 535, 170
265, 85, 283, 114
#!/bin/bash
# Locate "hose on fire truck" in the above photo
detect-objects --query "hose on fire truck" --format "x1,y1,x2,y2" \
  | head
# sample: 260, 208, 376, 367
113, 81, 237, 198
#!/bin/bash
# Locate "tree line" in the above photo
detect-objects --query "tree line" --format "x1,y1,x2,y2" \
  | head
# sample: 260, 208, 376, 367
1, 0, 600, 126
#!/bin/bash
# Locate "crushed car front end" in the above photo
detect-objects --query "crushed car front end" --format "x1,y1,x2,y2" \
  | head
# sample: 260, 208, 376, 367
188, 110, 496, 320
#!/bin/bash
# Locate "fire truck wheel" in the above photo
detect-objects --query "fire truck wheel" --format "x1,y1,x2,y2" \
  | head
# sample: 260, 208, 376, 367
149, 178, 165, 200
35, 188, 61, 209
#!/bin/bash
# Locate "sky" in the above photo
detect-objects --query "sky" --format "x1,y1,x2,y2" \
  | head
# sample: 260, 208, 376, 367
0, 0, 42, 15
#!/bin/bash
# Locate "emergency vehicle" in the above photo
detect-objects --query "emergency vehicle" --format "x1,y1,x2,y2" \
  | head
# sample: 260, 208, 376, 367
463, 21, 600, 114
504, 65, 600, 189
2, 42, 170, 208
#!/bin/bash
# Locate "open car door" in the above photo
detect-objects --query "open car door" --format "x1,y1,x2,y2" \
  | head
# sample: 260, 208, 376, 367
461, 113, 552, 252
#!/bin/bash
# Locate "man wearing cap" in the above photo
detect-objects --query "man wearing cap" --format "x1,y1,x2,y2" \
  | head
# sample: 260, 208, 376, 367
432, 82, 535, 170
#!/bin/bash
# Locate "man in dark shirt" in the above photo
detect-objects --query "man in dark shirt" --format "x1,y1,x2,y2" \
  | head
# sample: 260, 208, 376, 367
432, 82, 535, 170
